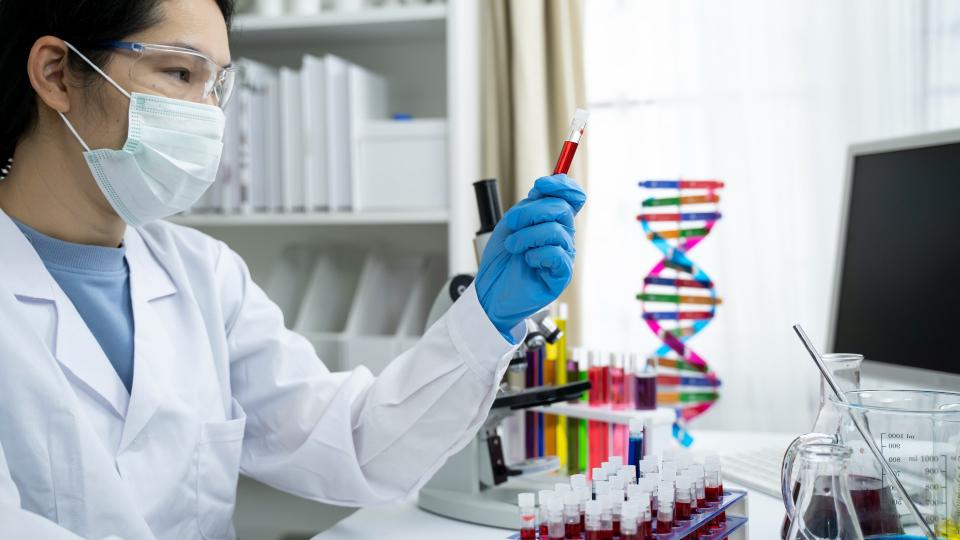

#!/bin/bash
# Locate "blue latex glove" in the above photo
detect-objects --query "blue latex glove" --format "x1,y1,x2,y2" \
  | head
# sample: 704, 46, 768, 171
475, 174, 587, 341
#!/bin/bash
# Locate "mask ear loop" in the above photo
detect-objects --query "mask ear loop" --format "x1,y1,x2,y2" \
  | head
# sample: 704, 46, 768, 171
58, 41, 133, 153
62, 41, 131, 99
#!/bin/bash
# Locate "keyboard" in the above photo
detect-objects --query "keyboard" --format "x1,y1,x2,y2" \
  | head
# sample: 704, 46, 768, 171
718, 445, 787, 498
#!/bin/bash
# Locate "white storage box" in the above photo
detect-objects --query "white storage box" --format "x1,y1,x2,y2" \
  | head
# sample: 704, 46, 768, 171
353, 119, 448, 211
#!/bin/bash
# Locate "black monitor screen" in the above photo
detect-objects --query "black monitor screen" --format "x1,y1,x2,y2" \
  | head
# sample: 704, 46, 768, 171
833, 140, 960, 375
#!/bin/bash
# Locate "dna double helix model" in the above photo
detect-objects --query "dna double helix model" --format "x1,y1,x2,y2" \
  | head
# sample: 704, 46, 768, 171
636, 179, 724, 445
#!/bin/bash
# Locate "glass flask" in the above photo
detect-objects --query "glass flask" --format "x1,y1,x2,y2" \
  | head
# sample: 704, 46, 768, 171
782, 354, 862, 538
784, 443, 864, 540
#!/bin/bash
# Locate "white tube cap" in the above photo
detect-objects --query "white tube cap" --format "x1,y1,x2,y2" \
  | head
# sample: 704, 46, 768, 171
518, 493, 535, 507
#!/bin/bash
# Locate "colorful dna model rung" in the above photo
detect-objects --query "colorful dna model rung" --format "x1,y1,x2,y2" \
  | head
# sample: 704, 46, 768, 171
636, 179, 724, 442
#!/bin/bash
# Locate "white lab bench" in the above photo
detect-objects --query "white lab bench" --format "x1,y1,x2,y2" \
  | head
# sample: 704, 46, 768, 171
311, 430, 791, 540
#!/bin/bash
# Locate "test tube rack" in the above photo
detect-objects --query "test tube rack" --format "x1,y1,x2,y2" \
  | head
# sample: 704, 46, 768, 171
506, 489, 749, 540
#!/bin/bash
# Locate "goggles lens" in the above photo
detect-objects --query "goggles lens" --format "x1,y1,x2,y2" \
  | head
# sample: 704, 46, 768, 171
114, 42, 236, 108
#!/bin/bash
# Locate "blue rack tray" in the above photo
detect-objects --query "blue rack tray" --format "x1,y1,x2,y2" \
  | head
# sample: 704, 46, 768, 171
506, 489, 748, 540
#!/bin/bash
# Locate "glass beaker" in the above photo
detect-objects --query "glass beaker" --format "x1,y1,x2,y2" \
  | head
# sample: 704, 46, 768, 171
784, 389, 960, 538
782, 354, 863, 538
784, 442, 864, 540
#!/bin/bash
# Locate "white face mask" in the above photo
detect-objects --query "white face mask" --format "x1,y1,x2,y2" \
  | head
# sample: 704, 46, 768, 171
59, 42, 225, 227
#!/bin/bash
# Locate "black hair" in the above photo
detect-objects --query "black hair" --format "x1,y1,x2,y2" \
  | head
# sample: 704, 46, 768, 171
0, 0, 235, 167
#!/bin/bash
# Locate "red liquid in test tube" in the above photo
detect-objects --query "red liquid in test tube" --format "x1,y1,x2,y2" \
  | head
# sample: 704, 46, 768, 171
552, 109, 589, 175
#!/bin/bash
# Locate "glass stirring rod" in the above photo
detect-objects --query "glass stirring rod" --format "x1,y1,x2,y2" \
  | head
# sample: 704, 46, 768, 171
554, 109, 590, 175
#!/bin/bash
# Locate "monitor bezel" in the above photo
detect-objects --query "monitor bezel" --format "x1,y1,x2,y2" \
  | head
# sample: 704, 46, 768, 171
827, 127, 960, 384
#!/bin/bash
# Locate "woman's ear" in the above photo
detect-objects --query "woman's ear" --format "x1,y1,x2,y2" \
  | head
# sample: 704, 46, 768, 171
26, 36, 73, 114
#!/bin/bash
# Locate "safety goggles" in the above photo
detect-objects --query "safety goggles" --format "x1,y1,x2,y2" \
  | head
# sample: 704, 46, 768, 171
104, 40, 237, 109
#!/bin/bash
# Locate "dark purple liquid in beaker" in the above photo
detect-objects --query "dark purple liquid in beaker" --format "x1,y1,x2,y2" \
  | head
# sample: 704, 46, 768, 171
780, 475, 903, 538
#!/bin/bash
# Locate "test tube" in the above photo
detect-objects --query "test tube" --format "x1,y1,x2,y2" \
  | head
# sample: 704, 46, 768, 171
691, 465, 706, 511
587, 351, 609, 473
638, 497, 653, 539
538, 490, 554, 539
518, 493, 537, 539
634, 357, 657, 410
610, 489, 625, 537
577, 487, 591, 531
563, 491, 581, 539
554, 483, 572, 496
598, 496, 614, 539
675, 477, 693, 521
624, 353, 637, 409
584, 500, 601, 540
609, 456, 624, 469
626, 483, 642, 502
620, 501, 640, 540
623, 465, 638, 484
705, 456, 725, 529
657, 484, 675, 534
552, 108, 589, 175
547, 499, 565, 540
628, 418, 646, 474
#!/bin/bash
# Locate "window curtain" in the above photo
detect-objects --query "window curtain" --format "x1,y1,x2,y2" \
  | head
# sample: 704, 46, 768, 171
480, 0, 589, 343
581, 0, 960, 432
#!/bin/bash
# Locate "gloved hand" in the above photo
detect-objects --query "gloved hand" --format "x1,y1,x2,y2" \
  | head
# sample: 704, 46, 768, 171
475, 174, 587, 341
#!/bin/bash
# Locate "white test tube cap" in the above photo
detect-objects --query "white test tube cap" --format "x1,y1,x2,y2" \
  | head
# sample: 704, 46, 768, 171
538, 490, 554, 507
585, 500, 601, 516
625, 465, 637, 478
564, 492, 579, 506
592, 467, 607, 481
555, 483, 572, 494
609, 456, 624, 468
549, 499, 564, 513
621, 501, 640, 520
626, 484, 642, 499
610, 489, 625, 503
570, 474, 587, 488
609, 476, 625, 491
629, 418, 646, 434
676, 477, 692, 490
577, 486, 592, 502
518, 492, 535, 508
594, 480, 611, 496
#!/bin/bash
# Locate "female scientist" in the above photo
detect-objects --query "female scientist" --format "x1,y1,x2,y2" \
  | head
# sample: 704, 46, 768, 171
0, 0, 585, 538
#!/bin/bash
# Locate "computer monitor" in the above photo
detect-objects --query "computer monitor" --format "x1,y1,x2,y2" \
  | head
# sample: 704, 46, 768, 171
828, 128, 960, 388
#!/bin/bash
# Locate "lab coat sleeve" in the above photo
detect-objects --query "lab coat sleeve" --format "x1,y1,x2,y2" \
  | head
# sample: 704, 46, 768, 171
219, 245, 520, 506
0, 441, 121, 540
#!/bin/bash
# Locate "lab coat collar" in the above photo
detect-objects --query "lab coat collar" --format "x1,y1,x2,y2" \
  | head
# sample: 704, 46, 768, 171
0, 210, 130, 419
0, 212, 181, 437
119, 226, 180, 453
123, 226, 177, 302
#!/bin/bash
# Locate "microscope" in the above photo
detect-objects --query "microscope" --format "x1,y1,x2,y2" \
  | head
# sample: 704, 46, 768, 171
417, 179, 590, 528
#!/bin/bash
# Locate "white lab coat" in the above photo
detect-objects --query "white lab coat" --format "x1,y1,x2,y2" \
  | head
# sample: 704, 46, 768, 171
0, 210, 518, 540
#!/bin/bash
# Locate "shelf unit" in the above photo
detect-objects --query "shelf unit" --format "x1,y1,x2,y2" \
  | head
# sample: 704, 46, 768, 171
230, 5, 447, 43
171, 210, 449, 227
174, 2, 481, 360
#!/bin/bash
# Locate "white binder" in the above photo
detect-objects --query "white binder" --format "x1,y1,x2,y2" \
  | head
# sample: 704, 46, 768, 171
279, 67, 305, 212
301, 55, 328, 212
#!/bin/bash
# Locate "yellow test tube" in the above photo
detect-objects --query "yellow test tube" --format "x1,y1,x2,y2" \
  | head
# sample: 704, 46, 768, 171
555, 304, 568, 471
